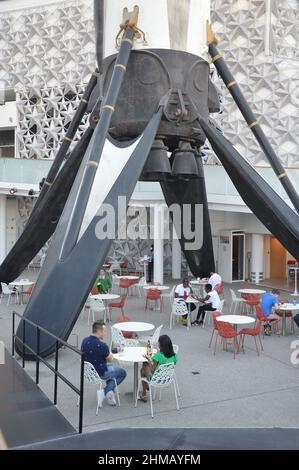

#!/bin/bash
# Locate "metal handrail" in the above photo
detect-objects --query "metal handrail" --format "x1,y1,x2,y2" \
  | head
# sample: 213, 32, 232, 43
12, 311, 85, 433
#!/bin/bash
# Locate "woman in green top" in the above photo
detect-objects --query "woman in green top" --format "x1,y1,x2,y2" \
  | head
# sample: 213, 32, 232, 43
140, 335, 177, 402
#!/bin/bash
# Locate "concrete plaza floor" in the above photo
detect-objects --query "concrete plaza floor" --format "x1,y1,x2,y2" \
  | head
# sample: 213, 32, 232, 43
0, 271, 299, 435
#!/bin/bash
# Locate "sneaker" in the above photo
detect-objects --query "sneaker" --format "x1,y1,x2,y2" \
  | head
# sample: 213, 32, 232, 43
191, 320, 199, 326
198, 320, 204, 326
106, 390, 116, 406
97, 389, 105, 409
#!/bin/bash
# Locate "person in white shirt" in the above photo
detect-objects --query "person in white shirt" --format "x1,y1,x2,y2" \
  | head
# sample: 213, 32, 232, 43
208, 271, 222, 290
192, 284, 220, 326
174, 278, 196, 325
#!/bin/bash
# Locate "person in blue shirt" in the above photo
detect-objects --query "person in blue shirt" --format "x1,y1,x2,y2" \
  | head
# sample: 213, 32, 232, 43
81, 321, 126, 407
260, 289, 281, 320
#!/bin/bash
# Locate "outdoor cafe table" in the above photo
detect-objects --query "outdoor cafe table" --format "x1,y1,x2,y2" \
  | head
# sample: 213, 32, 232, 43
90, 293, 120, 319
113, 321, 154, 334
113, 346, 154, 402
277, 303, 299, 336
143, 285, 169, 291
217, 314, 255, 329
238, 288, 266, 296
117, 276, 139, 280
9, 280, 34, 304
190, 279, 209, 295
185, 297, 199, 326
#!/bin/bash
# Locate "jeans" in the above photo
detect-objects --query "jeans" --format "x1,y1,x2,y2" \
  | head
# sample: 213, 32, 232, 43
101, 365, 127, 395
294, 314, 299, 328
196, 304, 216, 321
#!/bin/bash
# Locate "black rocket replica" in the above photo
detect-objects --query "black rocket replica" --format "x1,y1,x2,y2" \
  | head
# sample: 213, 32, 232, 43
0, 1, 297, 358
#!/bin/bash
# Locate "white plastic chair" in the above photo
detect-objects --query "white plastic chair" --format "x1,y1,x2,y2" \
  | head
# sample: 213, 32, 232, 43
1, 282, 19, 305
87, 299, 107, 324
170, 299, 190, 329
109, 261, 121, 275
140, 324, 163, 347
230, 289, 245, 314
219, 299, 225, 312
80, 361, 120, 414
133, 276, 147, 297
110, 326, 140, 349
135, 363, 180, 418
161, 285, 176, 311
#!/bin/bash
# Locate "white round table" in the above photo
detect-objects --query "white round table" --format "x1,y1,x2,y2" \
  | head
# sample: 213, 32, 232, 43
277, 303, 299, 336
90, 293, 120, 301
143, 285, 169, 291
117, 276, 139, 280
217, 315, 255, 326
90, 294, 120, 321
113, 346, 153, 401
238, 289, 266, 295
190, 279, 208, 295
9, 280, 34, 304
185, 297, 199, 325
113, 321, 154, 333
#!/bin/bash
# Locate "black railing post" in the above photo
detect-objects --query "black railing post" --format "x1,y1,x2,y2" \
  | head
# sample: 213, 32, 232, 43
12, 311, 15, 357
79, 353, 85, 433
36, 327, 40, 384
54, 340, 59, 405
22, 319, 26, 368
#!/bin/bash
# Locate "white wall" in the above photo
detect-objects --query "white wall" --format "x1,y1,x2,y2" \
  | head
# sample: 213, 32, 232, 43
0, 102, 17, 128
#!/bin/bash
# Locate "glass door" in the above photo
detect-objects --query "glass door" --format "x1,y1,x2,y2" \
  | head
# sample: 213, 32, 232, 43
232, 233, 245, 281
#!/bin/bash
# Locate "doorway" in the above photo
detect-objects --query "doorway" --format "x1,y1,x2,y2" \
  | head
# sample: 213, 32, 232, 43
270, 238, 286, 279
232, 233, 245, 281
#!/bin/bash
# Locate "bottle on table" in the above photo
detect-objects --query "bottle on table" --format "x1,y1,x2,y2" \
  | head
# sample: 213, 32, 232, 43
146, 340, 152, 359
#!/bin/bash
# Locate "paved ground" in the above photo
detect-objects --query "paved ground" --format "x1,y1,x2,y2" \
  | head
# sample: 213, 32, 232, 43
1, 270, 299, 434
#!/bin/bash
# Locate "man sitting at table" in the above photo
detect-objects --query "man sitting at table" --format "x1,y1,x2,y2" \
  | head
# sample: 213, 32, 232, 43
81, 321, 127, 407
192, 283, 220, 326
260, 289, 281, 320
175, 278, 197, 325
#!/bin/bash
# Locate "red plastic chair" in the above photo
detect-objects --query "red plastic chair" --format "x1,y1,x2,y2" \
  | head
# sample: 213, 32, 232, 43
208, 311, 221, 348
114, 315, 134, 339
119, 279, 131, 295
256, 305, 280, 337
145, 289, 162, 311
214, 320, 240, 359
239, 320, 263, 356
22, 283, 35, 303
108, 293, 128, 320
243, 294, 260, 315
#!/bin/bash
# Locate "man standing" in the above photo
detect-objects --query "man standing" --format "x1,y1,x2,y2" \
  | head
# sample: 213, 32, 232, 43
147, 244, 154, 283
192, 283, 220, 326
208, 271, 222, 290
81, 321, 127, 407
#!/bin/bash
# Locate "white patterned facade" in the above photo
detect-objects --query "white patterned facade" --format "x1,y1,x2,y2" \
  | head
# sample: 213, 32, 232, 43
0, 0, 95, 159
210, 0, 299, 168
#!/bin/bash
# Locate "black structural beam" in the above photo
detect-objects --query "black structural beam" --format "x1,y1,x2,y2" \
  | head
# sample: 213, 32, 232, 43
206, 22, 299, 214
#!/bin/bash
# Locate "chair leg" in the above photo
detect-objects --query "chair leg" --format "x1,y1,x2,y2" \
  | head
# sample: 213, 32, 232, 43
173, 381, 180, 411
213, 333, 218, 355
149, 386, 154, 418
208, 329, 214, 348
135, 380, 141, 407
258, 334, 263, 351
169, 312, 172, 329
121, 308, 124, 317
114, 379, 120, 406
174, 374, 181, 397
159, 389, 162, 401
253, 335, 259, 356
